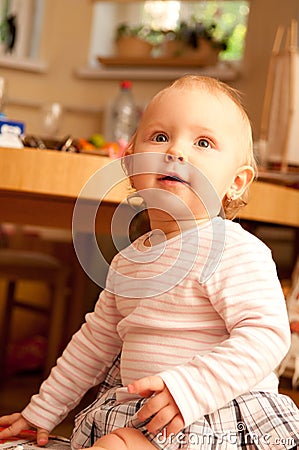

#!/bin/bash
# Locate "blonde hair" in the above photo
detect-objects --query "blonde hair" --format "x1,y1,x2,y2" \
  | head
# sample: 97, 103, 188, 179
124, 74, 257, 220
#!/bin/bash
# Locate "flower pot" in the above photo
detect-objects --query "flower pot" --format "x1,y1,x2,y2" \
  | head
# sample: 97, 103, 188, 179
116, 36, 153, 58
183, 38, 220, 65
162, 39, 185, 58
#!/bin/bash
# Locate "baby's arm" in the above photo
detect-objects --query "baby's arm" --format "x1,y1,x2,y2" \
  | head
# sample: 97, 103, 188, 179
0, 413, 49, 445
0, 276, 123, 441
154, 238, 291, 428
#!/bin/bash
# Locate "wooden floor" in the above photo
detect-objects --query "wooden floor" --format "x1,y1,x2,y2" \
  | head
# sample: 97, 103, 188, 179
0, 373, 298, 439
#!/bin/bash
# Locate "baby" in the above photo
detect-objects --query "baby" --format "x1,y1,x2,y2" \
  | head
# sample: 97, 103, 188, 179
0, 75, 298, 449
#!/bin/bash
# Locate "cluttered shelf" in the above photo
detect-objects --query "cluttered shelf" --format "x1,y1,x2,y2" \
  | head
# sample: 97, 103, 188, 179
0, 146, 299, 229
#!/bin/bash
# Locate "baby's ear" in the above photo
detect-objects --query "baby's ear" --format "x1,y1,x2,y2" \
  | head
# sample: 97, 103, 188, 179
228, 165, 255, 200
124, 132, 136, 157
121, 133, 136, 178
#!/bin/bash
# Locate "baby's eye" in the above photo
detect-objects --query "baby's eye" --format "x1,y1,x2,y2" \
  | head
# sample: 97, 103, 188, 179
195, 138, 212, 149
153, 133, 168, 143
195, 138, 211, 149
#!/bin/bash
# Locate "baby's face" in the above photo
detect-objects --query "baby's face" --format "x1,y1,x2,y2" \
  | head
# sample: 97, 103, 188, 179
130, 85, 250, 220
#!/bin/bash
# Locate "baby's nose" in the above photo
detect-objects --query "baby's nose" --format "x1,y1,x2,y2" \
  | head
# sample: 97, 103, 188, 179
165, 151, 185, 163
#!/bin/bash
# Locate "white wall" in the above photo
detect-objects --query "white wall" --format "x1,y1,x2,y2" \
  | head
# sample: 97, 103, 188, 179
1, 0, 298, 141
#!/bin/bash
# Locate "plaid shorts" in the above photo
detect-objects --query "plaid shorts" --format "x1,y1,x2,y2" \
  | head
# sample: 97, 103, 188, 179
71, 355, 299, 450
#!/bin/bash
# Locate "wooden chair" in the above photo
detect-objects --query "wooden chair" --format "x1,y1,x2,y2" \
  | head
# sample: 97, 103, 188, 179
259, 19, 298, 171
0, 248, 69, 381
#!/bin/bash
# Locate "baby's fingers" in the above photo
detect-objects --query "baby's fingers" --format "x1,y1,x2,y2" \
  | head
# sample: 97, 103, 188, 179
145, 405, 178, 434
163, 414, 185, 437
0, 412, 22, 426
0, 414, 29, 438
36, 428, 49, 446
128, 375, 165, 397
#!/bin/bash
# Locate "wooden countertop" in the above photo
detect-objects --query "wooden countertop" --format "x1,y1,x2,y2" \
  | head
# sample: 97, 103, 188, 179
0, 146, 129, 201
1, 146, 299, 229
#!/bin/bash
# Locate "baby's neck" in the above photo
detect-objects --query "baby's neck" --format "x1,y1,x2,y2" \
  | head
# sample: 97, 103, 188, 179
147, 215, 209, 244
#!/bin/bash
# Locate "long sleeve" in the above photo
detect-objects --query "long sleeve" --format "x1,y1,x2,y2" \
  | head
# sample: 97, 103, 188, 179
22, 269, 123, 432
160, 234, 290, 427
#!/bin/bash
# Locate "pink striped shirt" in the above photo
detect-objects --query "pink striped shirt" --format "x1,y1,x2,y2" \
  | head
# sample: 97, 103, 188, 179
22, 218, 290, 431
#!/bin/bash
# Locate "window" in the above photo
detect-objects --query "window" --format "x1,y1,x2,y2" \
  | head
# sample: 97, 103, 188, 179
0, 0, 44, 59
89, 1, 250, 65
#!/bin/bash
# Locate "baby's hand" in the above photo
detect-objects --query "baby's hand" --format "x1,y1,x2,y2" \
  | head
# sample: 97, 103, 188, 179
0, 413, 49, 446
128, 375, 184, 437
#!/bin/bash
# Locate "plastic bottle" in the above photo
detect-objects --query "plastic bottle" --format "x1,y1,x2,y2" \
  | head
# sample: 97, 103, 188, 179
0, 76, 6, 116
109, 80, 138, 144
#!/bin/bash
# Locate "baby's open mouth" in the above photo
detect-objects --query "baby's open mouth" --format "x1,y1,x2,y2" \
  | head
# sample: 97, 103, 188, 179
158, 174, 190, 185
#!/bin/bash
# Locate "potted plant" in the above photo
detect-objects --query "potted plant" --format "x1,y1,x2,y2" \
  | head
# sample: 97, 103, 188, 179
163, 20, 230, 65
0, 0, 17, 54
115, 23, 153, 58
